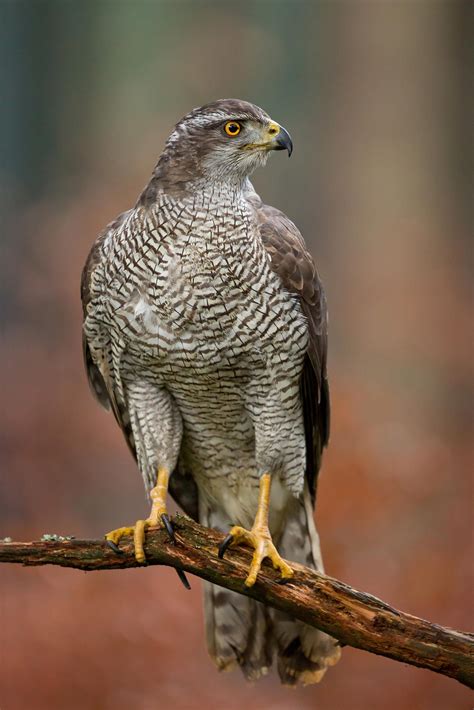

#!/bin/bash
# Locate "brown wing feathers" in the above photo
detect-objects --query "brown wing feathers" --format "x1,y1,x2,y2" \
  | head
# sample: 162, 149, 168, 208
257, 202, 330, 503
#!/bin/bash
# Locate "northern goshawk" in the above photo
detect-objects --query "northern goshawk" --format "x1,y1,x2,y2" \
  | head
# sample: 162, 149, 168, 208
81, 99, 340, 685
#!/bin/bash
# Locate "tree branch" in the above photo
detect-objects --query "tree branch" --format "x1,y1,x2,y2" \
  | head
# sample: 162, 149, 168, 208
1, 514, 472, 688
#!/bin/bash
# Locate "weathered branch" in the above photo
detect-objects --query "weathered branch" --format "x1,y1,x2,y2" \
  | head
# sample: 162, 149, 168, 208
1, 514, 472, 687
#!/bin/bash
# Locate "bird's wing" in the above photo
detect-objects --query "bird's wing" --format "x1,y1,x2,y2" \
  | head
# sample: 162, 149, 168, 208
254, 198, 330, 504
81, 213, 199, 520
81, 225, 112, 411
81, 215, 138, 463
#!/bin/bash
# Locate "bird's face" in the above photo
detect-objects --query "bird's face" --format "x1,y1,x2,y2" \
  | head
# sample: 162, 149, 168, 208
163, 99, 293, 185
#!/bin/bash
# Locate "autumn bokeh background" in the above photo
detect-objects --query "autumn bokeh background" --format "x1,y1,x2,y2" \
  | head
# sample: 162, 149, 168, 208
0, 2, 472, 709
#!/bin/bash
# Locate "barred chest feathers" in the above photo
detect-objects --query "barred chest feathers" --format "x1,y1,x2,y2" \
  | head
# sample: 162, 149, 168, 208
94, 188, 308, 373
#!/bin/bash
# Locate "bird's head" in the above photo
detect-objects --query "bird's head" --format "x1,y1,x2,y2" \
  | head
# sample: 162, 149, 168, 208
154, 99, 293, 193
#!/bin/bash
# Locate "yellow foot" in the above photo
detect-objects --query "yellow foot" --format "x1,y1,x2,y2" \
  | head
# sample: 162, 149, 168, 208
105, 510, 172, 564
218, 524, 294, 587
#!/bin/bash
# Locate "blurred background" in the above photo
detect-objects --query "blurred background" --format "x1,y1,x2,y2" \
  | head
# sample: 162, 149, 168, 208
0, 1, 472, 708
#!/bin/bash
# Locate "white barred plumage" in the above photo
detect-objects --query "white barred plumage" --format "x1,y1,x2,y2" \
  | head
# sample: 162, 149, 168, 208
81, 99, 340, 684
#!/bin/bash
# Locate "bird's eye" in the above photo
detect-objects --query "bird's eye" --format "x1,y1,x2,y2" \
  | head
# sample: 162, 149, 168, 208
224, 121, 241, 137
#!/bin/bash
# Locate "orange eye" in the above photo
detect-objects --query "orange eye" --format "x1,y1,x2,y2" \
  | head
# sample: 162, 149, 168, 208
224, 121, 241, 137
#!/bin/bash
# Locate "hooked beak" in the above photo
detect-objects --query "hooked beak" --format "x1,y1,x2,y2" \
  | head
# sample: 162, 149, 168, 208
243, 121, 294, 156
272, 125, 293, 156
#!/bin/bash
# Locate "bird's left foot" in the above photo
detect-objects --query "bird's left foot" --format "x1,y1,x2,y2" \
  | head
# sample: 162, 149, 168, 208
219, 523, 294, 587
218, 472, 294, 587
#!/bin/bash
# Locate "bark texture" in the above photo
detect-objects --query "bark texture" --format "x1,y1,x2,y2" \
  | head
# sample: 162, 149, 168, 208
1, 514, 472, 688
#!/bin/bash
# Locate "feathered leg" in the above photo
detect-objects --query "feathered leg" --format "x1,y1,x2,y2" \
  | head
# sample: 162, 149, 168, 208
105, 382, 185, 565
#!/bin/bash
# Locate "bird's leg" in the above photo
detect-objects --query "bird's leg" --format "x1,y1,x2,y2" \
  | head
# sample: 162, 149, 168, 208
218, 473, 294, 587
105, 466, 172, 563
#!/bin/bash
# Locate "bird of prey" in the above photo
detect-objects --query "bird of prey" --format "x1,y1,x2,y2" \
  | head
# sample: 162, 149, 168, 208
81, 99, 340, 685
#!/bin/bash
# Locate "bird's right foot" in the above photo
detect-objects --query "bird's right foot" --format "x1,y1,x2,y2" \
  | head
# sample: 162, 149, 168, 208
105, 466, 171, 563
105, 511, 174, 563
105, 466, 191, 589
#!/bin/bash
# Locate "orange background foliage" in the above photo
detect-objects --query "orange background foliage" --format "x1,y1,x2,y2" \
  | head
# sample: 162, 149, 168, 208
0, 2, 472, 709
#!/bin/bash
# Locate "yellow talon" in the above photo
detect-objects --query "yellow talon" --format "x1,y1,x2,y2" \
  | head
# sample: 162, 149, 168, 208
105, 467, 170, 564
105, 525, 136, 546
220, 473, 294, 587
227, 524, 294, 587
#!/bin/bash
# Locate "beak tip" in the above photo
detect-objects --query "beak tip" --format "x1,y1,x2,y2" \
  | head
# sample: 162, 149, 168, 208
275, 126, 293, 157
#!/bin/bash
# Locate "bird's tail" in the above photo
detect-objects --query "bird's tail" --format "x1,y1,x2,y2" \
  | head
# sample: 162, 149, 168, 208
271, 487, 341, 685
202, 490, 341, 685
203, 580, 273, 681
201, 504, 272, 680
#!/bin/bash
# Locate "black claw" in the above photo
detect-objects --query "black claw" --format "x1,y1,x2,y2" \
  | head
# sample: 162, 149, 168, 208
175, 568, 191, 590
218, 533, 234, 559
277, 576, 292, 585
161, 514, 176, 544
106, 539, 123, 555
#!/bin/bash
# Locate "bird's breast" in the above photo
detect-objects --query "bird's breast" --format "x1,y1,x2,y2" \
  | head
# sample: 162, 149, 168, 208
91, 203, 308, 377
127, 240, 303, 366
